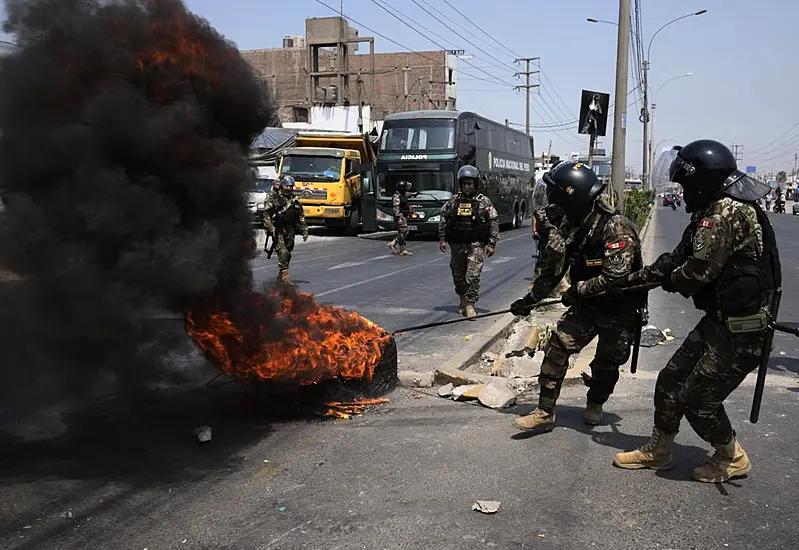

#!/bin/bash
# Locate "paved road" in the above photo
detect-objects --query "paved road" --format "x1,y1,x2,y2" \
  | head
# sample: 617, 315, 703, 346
252, 225, 539, 371
3, 207, 798, 550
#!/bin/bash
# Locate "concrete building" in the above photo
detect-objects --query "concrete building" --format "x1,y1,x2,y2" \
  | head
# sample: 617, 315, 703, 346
240, 16, 458, 126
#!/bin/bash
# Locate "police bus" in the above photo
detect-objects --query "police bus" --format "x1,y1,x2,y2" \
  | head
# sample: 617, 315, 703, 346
361, 110, 535, 236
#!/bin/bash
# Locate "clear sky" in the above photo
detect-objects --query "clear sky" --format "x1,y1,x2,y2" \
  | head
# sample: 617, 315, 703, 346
3, 0, 798, 175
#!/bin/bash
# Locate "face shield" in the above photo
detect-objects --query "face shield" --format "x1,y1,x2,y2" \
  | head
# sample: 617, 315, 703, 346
720, 170, 772, 203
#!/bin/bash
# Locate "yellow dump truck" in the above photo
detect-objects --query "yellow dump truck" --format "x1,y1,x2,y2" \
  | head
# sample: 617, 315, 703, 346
277, 132, 376, 235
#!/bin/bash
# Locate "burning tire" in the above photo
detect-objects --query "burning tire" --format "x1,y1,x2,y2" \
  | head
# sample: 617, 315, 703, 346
342, 334, 397, 398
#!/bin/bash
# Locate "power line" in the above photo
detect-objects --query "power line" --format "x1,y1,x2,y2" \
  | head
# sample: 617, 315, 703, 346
747, 122, 799, 155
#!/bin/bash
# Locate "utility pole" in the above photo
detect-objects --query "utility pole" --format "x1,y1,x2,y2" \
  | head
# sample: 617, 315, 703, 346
640, 60, 650, 190
514, 57, 540, 136
793, 152, 797, 181
610, 0, 631, 213
731, 143, 743, 163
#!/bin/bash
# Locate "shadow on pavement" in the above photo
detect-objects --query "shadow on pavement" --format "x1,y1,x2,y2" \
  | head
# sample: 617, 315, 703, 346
769, 356, 799, 376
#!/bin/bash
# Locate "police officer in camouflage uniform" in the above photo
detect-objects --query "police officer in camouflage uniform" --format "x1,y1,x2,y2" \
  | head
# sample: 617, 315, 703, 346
263, 175, 309, 284
438, 165, 500, 319
612, 140, 780, 483
509, 161, 644, 429
388, 180, 413, 256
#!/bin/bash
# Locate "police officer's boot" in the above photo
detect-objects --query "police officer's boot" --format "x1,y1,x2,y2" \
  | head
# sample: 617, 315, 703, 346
456, 296, 466, 315
691, 437, 751, 483
512, 407, 556, 431
399, 245, 412, 256
583, 402, 603, 425
387, 239, 397, 254
277, 270, 290, 284
464, 303, 477, 319
613, 426, 674, 470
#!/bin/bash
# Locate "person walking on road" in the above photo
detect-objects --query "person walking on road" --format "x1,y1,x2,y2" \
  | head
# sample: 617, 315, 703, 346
610, 140, 780, 483
263, 175, 309, 284
509, 161, 644, 429
387, 180, 413, 256
438, 165, 499, 319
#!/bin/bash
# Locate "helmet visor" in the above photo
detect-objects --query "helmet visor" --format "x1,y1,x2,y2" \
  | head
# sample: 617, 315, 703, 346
720, 170, 772, 202
669, 155, 696, 182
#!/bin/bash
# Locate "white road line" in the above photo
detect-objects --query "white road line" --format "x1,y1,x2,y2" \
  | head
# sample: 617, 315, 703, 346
315, 257, 445, 298
328, 254, 394, 270
252, 251, 342, 271
489, 256, 515, 264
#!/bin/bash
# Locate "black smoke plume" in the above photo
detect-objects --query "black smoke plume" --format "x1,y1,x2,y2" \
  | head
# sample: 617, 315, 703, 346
0, 0, 272, 404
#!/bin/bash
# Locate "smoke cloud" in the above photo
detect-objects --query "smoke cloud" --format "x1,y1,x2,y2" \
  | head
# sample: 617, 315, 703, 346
0, 0, 272, 404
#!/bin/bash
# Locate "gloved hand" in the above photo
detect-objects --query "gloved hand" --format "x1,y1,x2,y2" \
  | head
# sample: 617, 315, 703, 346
561, 285, 580, 307
606, 275, 630, 298
302, 234, 309, 242
439, 240, 447, 253
661, 273, 678, 293
510, 294, 538, 317
486, 245, 495, 257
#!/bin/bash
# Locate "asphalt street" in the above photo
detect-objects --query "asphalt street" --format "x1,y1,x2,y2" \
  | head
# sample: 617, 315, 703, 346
252, 225, 539, 371
2, 207, 798, 549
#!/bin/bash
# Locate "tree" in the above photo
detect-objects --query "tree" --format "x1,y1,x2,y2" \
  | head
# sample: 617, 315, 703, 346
777, 171, 787, 184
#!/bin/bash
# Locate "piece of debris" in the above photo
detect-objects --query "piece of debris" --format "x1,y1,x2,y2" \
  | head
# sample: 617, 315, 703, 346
640, 325, 667, 347
435, 368, 496, 387
477, 384, 517, 409
472, 500, 501, 514
452, 384, 484, 401
505, 377, 538, 394
438, 383, 454, 397
397, 370, 435, 388
481, 352, 498, 363
193, 426, 212, 444
408, 393, 425, 399
278, 506, 287, 512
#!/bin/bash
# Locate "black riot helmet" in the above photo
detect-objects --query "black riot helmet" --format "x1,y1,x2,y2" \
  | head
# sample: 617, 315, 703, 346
396, 180, 412, 194
458, 165, 480, 197
668, 139, 772, 213
543, 161, 606, 224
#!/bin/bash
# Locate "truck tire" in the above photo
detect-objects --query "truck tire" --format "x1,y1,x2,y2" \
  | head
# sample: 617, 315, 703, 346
344, 208, 359, 236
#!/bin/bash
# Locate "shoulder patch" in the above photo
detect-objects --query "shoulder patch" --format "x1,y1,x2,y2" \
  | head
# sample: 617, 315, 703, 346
699, 219, 713, 228
606, 240, 626, 250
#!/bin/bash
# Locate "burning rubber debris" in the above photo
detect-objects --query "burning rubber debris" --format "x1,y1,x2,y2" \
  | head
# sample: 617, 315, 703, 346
0, 0, 395, 416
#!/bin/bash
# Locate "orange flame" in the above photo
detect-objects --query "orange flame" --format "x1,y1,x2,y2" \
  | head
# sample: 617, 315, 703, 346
324, 398, 391, 419
185, 287, 391, 385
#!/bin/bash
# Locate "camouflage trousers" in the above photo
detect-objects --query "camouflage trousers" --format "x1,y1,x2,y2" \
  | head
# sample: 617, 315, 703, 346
449, 243, 486, 304
539, 305, 637, 410
273, 230, 296, 274
654, 314, 764, 445
394, 216, 409, 247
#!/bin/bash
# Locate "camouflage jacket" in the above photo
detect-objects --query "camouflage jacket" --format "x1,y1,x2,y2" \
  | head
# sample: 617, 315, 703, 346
392, 192, 410, 218
438, 192, 500, 246
629, 196, 763, 296
532, 198, 641, 301
262, 192, 309, 237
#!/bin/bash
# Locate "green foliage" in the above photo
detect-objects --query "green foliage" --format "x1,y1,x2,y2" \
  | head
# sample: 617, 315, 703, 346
623, 188, 655, 231
777, 171, 787, 184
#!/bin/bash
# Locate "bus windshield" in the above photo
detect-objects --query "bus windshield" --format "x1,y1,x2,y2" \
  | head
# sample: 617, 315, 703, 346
280, 155, 343, 182
379, 119, 456, 152
377, 171, 454, 201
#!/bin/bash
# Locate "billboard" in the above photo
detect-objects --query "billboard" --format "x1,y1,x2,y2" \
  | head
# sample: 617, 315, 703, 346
578, 90, 610, 137
745, 166, 757, 174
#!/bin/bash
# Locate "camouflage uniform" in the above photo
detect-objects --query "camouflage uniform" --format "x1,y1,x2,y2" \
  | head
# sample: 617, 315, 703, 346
623, 197, 767, 446
528, 198, 642, 412
263, 190, 309, 282
388, 191, 411, 255
438, 192, 500, 311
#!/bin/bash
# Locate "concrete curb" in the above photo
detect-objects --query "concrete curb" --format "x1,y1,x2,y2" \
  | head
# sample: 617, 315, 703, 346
358, 231, 396, 241
438, 312, 520, 371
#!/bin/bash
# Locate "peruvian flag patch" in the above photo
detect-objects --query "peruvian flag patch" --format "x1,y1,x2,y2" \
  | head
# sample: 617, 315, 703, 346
699, 219, 714, 228
606, 241, 626, 250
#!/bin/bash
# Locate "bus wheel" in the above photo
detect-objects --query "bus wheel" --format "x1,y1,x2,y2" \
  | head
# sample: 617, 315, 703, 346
511, 203, 520, 229
515, 204, 525, 228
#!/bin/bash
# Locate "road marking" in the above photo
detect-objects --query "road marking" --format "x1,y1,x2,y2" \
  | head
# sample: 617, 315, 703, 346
328, 254, 394, 270
252, 251, 342, 271
315, 257, 445, 298
489, 256, 515, 264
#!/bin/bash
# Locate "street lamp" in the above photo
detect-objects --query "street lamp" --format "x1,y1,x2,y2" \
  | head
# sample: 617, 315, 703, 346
587, 10, 707, 189
649, 72, 693, 176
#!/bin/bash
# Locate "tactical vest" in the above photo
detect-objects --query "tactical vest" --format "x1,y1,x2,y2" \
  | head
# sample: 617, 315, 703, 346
274, 196, 301, 227
692, 201, 781, 316
567, 210, 642, 313
446, 195, 487, 244
397, 193, 411, 217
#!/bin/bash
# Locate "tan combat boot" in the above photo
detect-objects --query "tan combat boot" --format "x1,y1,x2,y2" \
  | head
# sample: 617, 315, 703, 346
613, 426, 675, 470
399, 246, 412, 256
692, 438, 751, 483
583, 402, 603, 426
277, 271, 290, 284
464, 303, 477, 319
512, 407, 556, 431
387, 239, 397, 254
456, 296, 466, 315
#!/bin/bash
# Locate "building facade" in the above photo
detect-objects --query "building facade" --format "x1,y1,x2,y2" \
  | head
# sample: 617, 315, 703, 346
240, 17, 457, 125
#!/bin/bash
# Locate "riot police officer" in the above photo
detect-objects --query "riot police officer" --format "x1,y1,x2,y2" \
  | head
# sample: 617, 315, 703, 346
612, 139, 780, 483
263, 175, 309, 284
438, 165, 500, 319
509, 161, 643, 429
388, 180, 413, 256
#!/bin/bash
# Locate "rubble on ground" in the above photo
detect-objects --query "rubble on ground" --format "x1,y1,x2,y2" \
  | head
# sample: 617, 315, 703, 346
641, 325, 674, 347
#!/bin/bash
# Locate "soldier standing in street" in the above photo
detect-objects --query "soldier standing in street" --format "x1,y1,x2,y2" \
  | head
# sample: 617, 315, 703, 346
387, 180, 413, 256
509, 161, 643, 429
263, 175, 308, 284
611, 140, 780, 483
438, 165, 499, 319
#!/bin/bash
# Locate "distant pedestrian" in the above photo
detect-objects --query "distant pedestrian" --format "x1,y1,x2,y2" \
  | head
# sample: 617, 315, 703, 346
387, 180, 413, 256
